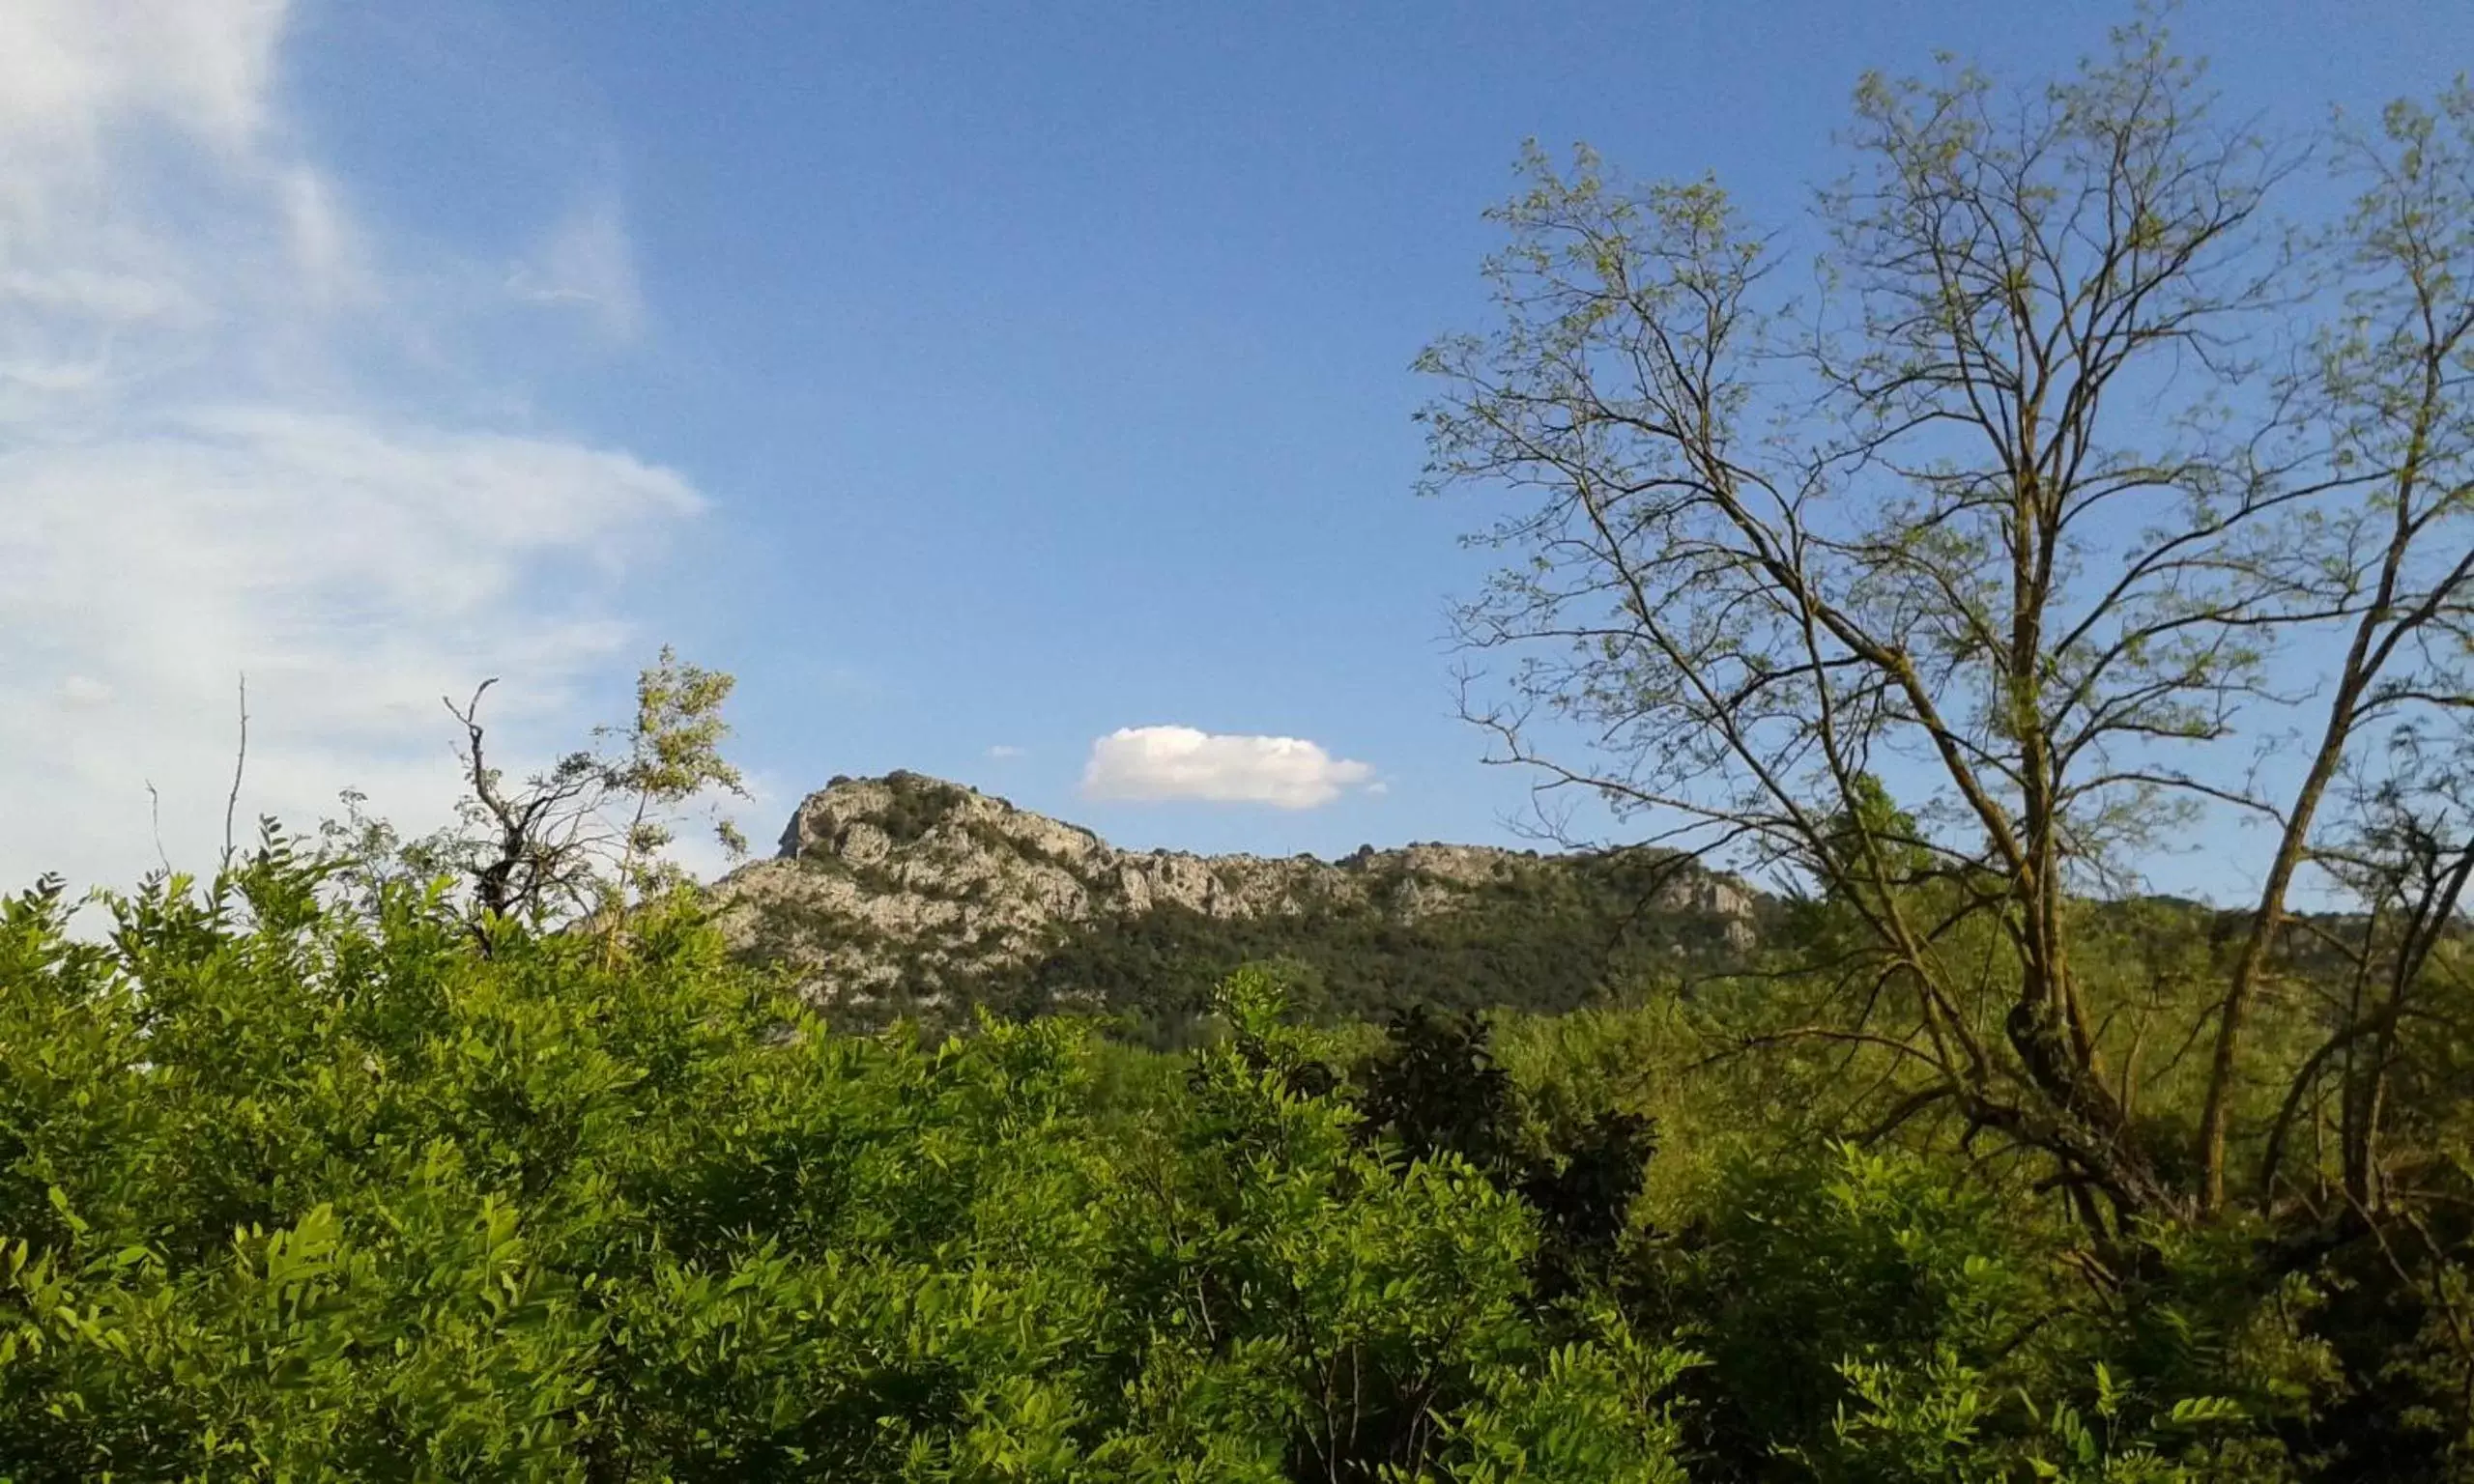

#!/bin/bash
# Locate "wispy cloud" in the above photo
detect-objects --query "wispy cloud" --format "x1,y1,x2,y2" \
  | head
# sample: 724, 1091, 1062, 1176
986, 744, 1027, 759
0, 0, 705, 894
1080, 726, 1375, 810
0, 0, 285, 151
508, 186, 643, 338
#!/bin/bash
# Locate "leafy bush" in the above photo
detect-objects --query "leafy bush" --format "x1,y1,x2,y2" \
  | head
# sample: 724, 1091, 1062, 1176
0, 844, 1696, 1480
1642, 1145, 2292, 1481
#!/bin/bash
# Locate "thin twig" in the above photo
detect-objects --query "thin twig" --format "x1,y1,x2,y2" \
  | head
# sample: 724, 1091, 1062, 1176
144, 781, 172, 877
222, 672, 249, 867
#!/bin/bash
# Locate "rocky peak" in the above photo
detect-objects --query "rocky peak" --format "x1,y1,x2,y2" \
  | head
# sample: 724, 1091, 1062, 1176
711, 772, 1765, 1016
776, 771, 1106, 871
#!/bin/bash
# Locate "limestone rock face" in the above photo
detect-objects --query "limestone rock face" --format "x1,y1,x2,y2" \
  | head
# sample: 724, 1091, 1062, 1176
708, 771, 1764, 1011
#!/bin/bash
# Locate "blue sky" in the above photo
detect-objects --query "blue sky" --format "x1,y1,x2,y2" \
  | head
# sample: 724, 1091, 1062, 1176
6, 1, 2469, 899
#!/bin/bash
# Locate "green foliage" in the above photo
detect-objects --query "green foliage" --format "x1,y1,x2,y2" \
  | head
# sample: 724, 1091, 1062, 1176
874, 772, 971, 848
1000, 849, 1744, 1045
1642, 1145, 2287, 1482
0, 849, 1699, 1480
1354, 1005, 1656, 1300
8, 819, 2471, 1480
594, 644, 753, 896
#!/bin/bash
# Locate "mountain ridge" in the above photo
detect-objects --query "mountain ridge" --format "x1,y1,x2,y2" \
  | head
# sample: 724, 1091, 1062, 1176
709, 771, 1765, 1031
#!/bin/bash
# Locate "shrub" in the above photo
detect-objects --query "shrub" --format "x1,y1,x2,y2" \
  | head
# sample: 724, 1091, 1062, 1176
0, 845, 1695, 1480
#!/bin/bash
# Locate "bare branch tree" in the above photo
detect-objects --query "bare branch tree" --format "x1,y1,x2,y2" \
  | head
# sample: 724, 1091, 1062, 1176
442, 678, 605, 933
403, 649, 753, 952
1418, 22, 2474, 1231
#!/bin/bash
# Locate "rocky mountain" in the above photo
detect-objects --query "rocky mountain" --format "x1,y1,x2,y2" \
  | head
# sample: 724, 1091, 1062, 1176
709, 772, 1766, 1037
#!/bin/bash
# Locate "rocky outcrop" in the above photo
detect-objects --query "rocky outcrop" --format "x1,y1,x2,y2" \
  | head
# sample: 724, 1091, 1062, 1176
709, 771, 1764, 1015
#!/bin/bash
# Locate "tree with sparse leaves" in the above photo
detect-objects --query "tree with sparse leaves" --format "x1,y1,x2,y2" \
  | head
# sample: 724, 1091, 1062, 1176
1419, 17, 2474, 1244
324, 645, 750, 948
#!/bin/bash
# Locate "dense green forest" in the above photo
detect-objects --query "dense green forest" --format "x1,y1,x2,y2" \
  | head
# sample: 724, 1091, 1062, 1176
988, 847, 1758, 1045
12, 17, 2474, 1481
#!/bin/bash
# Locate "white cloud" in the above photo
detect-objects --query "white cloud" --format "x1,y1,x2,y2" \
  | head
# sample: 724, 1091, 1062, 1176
0, 1, 708, 896
1080, 726, 1375, 810
986, 744, 1026, 759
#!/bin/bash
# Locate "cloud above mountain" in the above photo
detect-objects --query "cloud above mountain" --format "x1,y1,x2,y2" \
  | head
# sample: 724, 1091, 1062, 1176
1080, 726, 1375, 810
0, 0, 705, 896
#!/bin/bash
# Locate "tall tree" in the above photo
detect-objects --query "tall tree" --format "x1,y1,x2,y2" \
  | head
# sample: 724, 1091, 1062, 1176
1418, 19, 2474, 1229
